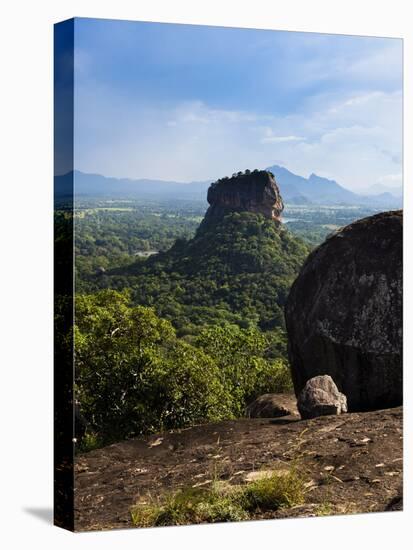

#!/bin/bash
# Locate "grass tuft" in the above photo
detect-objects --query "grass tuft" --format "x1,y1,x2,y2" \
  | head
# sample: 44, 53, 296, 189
314, 502, 333, 516
131, 468, 307, 527
131, 483, 248, 527
241, 469, 306, 511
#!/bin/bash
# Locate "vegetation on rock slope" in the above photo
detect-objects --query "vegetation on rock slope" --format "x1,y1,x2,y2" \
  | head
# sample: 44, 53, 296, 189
91, 212, 310, 336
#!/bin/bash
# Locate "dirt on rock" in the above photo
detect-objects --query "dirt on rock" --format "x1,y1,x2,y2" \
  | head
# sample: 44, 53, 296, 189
74, 406, 403, 531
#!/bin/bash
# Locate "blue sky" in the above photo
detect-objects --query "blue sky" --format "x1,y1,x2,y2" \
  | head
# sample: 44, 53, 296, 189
73, 18, 402, 192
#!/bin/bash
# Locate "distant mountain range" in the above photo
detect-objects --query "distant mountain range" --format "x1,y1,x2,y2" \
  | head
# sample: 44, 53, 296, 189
55, 167, 402, 208
55, 170, 210, 201
359, 183, 402, 198
266, 165, 402, 208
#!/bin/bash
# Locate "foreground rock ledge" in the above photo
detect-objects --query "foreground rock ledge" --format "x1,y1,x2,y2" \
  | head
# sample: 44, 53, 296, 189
285, 210, 402, 412
74, 406, 402, 531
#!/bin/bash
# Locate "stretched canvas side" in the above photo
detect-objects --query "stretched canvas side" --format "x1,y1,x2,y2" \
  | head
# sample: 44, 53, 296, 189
54, 18, 75, 532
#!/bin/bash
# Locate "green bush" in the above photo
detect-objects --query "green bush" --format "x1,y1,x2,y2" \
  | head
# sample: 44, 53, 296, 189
196, 324, 293, 415
75, 290, 231, 445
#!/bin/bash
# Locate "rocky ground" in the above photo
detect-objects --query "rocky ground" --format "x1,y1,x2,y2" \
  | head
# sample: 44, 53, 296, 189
74, 405, 403, 531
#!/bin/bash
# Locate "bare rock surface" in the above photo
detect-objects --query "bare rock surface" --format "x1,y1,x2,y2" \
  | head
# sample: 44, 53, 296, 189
297, 375, 347, 419
75, 405, 402, 531
246, 393, 298, 418
203, 170, 284, 225
285, 210, 402, 412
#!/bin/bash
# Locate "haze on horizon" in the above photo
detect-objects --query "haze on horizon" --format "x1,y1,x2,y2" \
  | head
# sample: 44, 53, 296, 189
72, 19, 402, 194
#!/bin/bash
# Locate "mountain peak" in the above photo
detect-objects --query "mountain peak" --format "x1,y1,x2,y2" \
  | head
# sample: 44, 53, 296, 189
308, 173, 336, 184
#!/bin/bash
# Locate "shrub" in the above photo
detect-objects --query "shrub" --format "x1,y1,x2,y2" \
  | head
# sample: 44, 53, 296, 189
75, 291, 231, 445
196, 324, 293, 415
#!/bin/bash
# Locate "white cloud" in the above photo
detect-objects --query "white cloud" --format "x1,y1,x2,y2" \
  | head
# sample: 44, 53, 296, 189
253, 90, 402, 191
261, 135, 305, 144
75, 88, 402, 191
328, 92, 385, 112
262, 37, 402, 98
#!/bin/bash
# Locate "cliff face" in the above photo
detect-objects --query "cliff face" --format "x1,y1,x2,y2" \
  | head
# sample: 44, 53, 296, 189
285, 210, 402, 412
203, 170, 284, 225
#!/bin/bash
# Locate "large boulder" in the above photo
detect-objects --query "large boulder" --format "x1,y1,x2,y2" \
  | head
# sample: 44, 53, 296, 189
297, 375, 347, 419
285, 210, 402, 412
203, 170, 284, 226
245, 393, 299, 418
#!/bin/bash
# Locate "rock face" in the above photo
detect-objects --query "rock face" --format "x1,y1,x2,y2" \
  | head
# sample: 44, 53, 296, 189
285, 210, 402, 412
75, 406, 403, 531
203, 170, 284, 225
297, 375, 347, 419
245, 393, 299, 418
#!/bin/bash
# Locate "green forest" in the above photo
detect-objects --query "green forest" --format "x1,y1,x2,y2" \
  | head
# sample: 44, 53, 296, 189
74, 290, 292, 448
60, 198, 383, 449
84, 212, 310, 335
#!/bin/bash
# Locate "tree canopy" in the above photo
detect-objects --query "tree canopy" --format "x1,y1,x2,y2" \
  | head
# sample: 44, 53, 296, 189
75, 290, 292, 447
91, 212, 310, 336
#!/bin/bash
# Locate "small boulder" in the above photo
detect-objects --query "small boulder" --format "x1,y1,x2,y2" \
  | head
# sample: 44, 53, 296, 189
297, 375, 347, 420
245, 393, 299, 418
